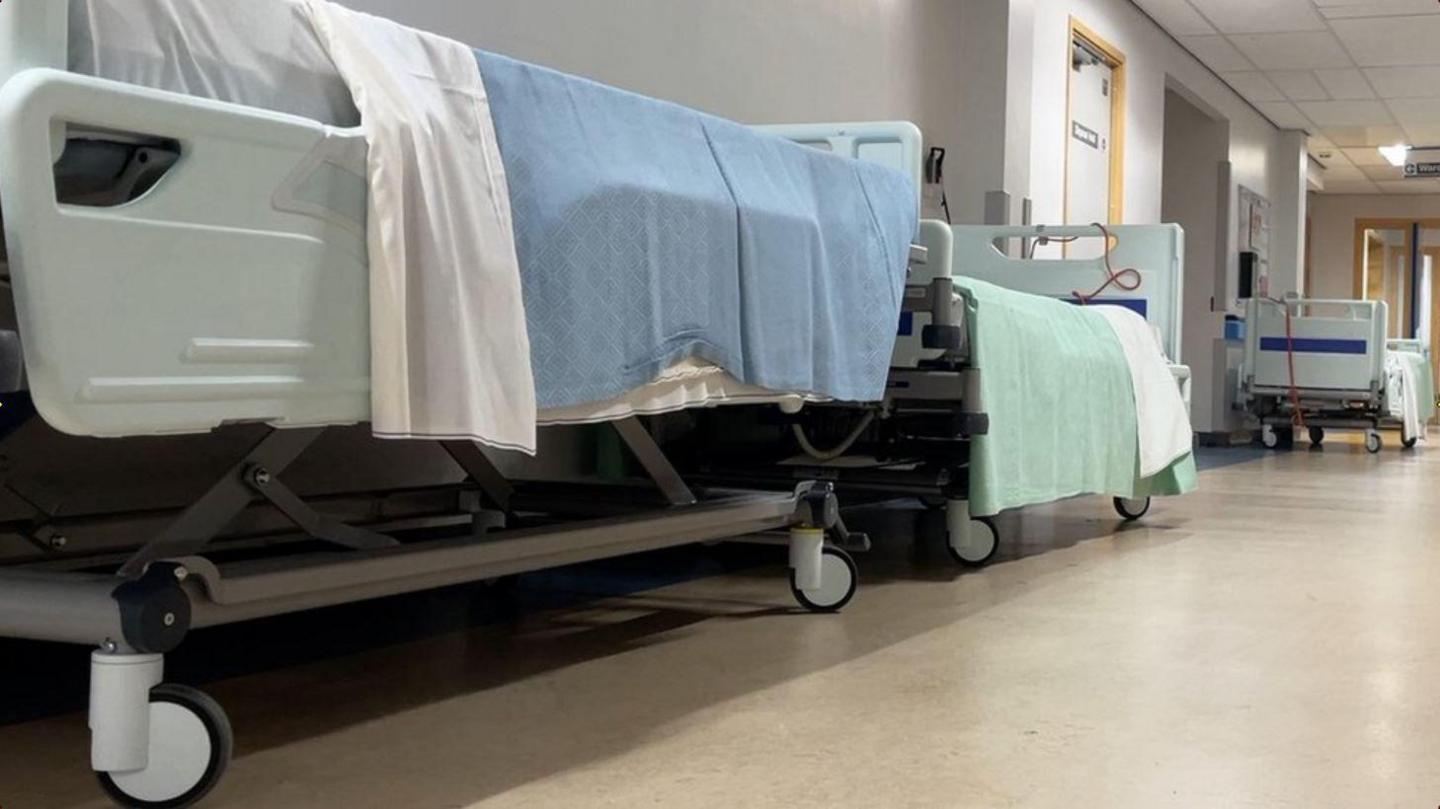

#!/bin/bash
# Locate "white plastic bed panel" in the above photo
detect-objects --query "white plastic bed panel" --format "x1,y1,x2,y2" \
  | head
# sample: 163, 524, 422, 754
946, 224, 1186, 363
0, 69, 373, 437
757, 121, 924, 213
1243, 298, 1386, 397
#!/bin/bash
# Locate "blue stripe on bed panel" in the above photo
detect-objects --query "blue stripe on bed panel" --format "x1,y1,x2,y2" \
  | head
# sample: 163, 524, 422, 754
1063, 297, 1149, 317
897, 312, 914, 336
1259, 337, 1368, 354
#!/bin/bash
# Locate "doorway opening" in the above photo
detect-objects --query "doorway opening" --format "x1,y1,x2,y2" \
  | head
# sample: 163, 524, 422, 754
1352, 218, 1440, 371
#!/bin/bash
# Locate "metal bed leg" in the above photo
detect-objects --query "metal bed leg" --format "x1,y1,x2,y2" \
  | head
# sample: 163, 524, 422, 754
119, 428, 327, 577
612, 417, 698, 506
442, 440, 515, 512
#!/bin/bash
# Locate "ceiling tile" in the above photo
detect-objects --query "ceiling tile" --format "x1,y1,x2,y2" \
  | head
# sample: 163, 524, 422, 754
1317, 0, 1440, 20
1296, 99, 1393, 126
1229, 31, 1357, 70
1325, 124, 1408, 146
1310, 146, 1348, 166
1363, 66, 1440, 99
1270, 71, 1330, 101
1220, 71, 1285, 102
1184, 0, 1328, 33
1376, 179, 1440, 193
1326, 163, 1369, 180
1342, 145, 1392, 164
1310, 134, 1339, 150
1331, 16, 1440, 67
1314, 69, 1375, 100
1361, 164, 1406, 180
1401, 124, 1440, 145
1176, 35, 1255, 71
1387, 97, 1440, 125
1133, 0, 1215, 36
1322, 179, 1381, 193
1255, 100, 1315, 129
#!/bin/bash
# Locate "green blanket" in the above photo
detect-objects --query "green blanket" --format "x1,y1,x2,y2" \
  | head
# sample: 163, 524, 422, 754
959, 278, 1197, 517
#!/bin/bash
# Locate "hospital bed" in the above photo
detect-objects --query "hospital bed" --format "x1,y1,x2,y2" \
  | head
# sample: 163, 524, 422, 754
1242, 298, 1429, 452
0, 4, 923, 807
685, 213, 1194, 568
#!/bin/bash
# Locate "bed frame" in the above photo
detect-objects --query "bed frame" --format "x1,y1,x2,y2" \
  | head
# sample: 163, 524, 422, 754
1241, 297, 1394, 452
0, 6, 921, 806
690, 217, 1190, 567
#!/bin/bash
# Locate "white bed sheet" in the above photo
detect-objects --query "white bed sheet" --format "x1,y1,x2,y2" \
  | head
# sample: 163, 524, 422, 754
64, 0, 812, 426
69, 0, 360, 126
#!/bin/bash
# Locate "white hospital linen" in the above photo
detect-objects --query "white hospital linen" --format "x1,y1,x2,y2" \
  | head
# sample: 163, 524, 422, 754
1385, 352, 1425, 443
301, 1, 537, 453
1091, 306, 1194, 477
538, 359, 816, 425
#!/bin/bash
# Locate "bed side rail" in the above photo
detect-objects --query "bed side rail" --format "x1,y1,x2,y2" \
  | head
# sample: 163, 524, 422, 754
0, 68, 373, 437
755, 121, 924, 213
947, 224, 1185, 363
1242, 297, 1387, 397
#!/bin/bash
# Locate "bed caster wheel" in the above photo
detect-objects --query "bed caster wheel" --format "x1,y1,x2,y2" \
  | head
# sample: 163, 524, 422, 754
1113, 496, 1151, 522
945, 516, 999, 567
1261, 425, 1292, 450
1404, 436, 1419, 449
1366, 431, 1383, 454
1308, 426, 1325, 447
97, 684, 233, 809
789, 547, 858, 613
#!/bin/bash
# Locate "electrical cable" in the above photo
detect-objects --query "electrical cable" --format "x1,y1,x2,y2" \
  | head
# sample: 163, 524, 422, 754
792, 412, 876, 461
1071, 222, 1142, 304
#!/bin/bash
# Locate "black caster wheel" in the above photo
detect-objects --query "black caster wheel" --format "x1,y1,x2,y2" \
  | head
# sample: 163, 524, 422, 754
1262, 426, 1294, 450
1403, 434, 1419, 450
1113, 496, 1151, 522
790, 546, 858, 613
97, 684, 233, 809
1366, 431, 1383, 454
946, 516, 999, 567
1308, 426, 1325, 447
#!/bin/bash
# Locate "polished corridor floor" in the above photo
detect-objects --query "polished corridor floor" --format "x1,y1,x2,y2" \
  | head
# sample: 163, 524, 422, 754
3, 440, 1439, 807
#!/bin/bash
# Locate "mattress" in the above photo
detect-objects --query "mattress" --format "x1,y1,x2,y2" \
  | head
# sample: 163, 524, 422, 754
68, 0, 361, 127
64, 0, 823, 423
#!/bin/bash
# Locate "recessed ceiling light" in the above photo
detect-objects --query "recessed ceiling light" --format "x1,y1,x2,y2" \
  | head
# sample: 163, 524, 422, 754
1379, 144, 1410, 167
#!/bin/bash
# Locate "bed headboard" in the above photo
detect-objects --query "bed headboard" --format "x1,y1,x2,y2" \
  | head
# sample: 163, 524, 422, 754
756, 121, 924, 213
945, 224, 1186, 363
0, 3, 68, 86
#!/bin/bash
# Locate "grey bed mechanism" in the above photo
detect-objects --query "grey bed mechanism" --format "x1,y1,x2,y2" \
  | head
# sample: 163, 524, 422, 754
680, 219, 1189, 569
0, 7, 912, 809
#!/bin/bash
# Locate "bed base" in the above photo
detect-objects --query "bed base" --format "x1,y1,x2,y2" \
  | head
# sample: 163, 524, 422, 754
0, 415, 866, 805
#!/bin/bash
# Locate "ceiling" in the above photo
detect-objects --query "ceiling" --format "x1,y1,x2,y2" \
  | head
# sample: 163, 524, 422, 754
1133, 0, 1440, 193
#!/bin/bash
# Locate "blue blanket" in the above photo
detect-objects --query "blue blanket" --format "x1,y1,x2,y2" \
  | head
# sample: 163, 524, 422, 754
475, 51, 917, 409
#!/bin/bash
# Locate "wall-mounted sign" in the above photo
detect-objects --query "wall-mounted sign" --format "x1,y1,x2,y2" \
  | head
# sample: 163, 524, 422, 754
1071, 121, 1100, 150
1404, 147, 1440, 179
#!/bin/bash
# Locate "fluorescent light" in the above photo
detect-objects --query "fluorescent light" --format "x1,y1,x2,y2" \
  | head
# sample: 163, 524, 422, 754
1379, 144, 1410, 167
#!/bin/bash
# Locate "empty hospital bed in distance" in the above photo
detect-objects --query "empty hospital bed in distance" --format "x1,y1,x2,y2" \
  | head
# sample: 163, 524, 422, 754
1243, 298, 1432, 452
0, 3, 924, 807
684, 209, 1196, 568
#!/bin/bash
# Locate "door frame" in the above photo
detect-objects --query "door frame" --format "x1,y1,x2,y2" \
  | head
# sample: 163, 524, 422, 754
1064, 17, 1127, 227
1352, 217, 1440, 364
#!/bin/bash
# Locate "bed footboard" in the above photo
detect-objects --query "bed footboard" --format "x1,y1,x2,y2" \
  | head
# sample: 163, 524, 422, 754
0, 69, 372, 437
1242, 298, 1386, 400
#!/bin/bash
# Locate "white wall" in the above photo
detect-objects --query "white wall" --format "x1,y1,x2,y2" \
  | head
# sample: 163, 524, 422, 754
1308, 193, 1440, 301
1011, 0, 1298, 287
341, 0, 1022, 223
